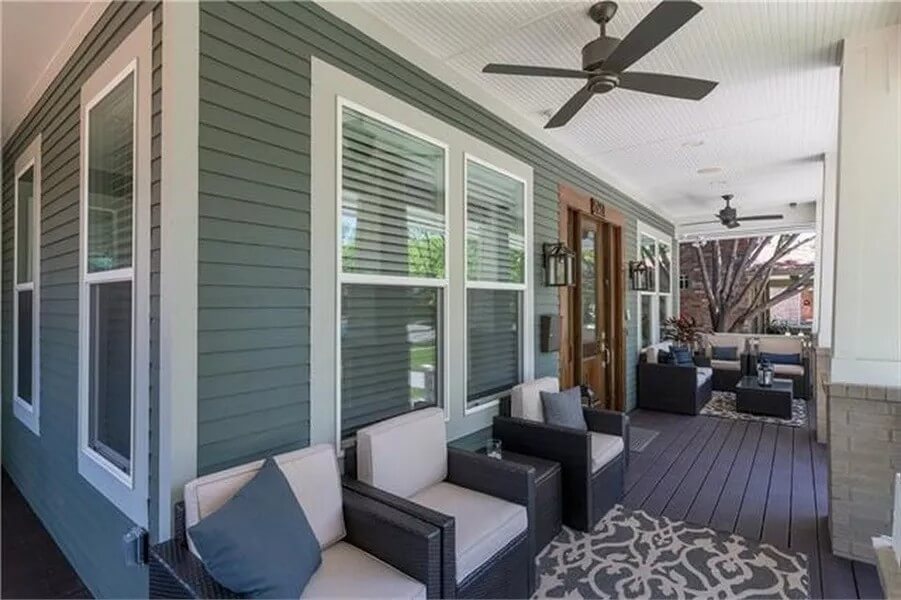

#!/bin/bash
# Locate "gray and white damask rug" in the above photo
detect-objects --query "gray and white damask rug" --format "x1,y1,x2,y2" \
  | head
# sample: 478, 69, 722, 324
535, 505, 808, 599
700, 391, 807, 428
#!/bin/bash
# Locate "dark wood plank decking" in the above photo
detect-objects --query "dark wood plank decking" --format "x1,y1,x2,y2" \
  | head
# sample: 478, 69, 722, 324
626, 407, 883, 600
1, 470, 91, 599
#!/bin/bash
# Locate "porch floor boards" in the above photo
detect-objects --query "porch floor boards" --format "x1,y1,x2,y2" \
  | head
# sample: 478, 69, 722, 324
1, 470, 91, 599
625, 406, 883, 600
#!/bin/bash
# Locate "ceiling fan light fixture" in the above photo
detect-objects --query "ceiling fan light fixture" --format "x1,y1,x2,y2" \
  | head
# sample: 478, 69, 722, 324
697, 166, 723, 175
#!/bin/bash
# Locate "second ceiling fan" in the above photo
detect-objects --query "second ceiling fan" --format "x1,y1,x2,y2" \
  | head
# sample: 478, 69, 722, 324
483, 0, 718, 128
686, 195, 784, 229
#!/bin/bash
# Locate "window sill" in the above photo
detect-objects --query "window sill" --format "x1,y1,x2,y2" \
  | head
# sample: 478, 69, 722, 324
13, 397, 39, 435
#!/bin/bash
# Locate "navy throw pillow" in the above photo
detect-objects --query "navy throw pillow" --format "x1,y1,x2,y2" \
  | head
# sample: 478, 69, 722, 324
189, 457, 321, 598
657, 350, 674, 364
712, 346, 738, 361
540, 387, 588, 431
760, 352, 801, 365
671, 347, 694, 366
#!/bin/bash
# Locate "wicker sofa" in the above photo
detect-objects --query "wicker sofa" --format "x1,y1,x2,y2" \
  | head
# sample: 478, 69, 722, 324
149, 444, 442, 598
347, 407, 536, 599
492, 377, 628, 533
638, 342, 713, 415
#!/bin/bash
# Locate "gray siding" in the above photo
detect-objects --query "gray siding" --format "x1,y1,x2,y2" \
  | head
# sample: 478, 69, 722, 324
1, 2, 159, 596
196, 1, 674, 471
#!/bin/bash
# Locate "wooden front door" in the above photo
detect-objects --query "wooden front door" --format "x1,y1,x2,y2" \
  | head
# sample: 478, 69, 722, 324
574, 213, 617, 407
558, 184, 625, 411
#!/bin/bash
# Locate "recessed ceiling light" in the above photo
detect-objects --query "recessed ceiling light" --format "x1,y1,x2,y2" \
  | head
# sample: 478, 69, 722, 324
697, 166, 723, 175
682, 140, 704, 148
709, 180, 728, 187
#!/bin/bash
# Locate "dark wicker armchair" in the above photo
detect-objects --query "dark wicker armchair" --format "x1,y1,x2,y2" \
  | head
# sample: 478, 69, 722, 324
491, 378, 628, 533
149, 445, 443, 599
346, 407, 537, 599
638, 344, 713, 415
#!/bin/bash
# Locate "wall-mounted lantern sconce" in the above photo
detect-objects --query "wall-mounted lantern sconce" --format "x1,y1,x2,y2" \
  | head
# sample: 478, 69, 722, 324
628, 261, 651, 291
543, 242, 575, 287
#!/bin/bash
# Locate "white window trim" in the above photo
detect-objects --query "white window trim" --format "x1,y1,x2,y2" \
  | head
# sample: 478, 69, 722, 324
335, 97, 451, 447
12, 135, 42, 435
77, 15, 151, 527
463, 153, 530, 415
310, 59, 534, 447
637, 221, 674, 347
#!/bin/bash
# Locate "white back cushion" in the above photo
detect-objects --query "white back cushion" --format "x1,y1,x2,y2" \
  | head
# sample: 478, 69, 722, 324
511, 377, 558, 422
184, 444, 346, 555
356, 407, 447, 498
643, 341, 672, 364
759, 336, 803, 355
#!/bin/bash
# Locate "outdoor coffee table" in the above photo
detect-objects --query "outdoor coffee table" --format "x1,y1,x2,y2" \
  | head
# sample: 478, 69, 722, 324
735, 376, 793, 419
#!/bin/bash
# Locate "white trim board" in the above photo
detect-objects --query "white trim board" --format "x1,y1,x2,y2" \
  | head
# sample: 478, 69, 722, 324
158, 0, 199, 542
319, 1, 672, 226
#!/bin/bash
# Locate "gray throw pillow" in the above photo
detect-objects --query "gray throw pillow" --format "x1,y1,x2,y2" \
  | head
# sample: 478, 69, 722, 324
188, 457, 321, 598
540, 386, 587, 431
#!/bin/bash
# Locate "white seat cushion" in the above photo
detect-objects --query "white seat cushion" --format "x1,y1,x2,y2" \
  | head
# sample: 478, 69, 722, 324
302, 542, 426, 599
774, 363, 805, 376
356, 407, 447, 499
410, 482, 527, 583
589, 432, 624, 473
511, 377, 558, 422
711, 359, 741, 371
696, 366, 713, 389
184, 444, 345, 557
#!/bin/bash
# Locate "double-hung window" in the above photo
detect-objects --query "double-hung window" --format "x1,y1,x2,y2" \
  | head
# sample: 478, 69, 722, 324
464, 156, 527, 411
637, 223, 673, 348
77, 15, 151, 527
13, 137, 42, 434
337, 102, 448, 439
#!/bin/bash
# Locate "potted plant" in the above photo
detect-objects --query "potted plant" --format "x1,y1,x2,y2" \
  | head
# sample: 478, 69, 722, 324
661, 315, 706, 351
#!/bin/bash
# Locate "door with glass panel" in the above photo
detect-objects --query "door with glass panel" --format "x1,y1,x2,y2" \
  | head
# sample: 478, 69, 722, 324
573, 213, 616, 407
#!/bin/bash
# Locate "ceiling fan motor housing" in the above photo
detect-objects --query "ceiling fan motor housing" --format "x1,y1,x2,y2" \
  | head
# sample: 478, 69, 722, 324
582, 37, 621, 71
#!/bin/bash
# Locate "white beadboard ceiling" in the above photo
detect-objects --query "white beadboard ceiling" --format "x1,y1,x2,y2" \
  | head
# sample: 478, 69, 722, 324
359, 1, 901, 224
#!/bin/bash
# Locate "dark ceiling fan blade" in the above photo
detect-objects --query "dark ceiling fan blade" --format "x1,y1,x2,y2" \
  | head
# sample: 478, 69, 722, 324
682, 220, 721, 226
735, 214, 784, 222
618, 72, 718, 100
483, 64, 590, 79
602, 1, 703, 73
545, 86, 594, 129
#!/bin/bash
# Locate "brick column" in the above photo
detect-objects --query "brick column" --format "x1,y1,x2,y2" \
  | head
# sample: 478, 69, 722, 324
828, 383, 901, 562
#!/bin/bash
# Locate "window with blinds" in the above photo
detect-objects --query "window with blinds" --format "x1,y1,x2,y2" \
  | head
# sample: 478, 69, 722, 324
338, 103, 447, 438
465, 157, 526, 408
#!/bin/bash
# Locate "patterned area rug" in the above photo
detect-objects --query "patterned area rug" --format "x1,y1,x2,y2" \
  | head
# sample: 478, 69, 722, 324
629, 427, 660, 453
535, 505, 809, 599
700, 391, 807, 428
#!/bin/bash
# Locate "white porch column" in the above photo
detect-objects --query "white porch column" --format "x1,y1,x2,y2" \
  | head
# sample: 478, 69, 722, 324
831, 24, 901, 387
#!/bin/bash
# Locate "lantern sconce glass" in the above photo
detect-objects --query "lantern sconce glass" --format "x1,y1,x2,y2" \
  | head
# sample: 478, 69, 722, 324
543, 242, 575, 287
628, 261, 651, 291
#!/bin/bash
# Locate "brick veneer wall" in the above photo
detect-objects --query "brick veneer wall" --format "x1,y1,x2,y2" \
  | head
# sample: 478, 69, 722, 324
678, 240, 764, 332
828, 382, 901, 562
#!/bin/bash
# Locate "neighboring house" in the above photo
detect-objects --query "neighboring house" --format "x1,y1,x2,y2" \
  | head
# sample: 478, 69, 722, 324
1, 2, 675, 596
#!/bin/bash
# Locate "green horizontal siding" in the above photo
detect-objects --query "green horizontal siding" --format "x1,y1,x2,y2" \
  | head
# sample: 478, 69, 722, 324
196, 0, 674, 471
0, 2, 159, 596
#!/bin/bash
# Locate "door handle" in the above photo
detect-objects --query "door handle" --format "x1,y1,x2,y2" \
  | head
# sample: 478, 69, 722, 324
603, 345, 612, 364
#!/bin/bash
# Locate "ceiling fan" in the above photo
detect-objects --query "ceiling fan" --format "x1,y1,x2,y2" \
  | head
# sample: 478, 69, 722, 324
482, 0, 719, 129
686, 195, 784, 229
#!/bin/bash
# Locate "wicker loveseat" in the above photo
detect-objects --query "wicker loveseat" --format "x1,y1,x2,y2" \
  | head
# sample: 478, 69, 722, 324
752, 335, 810, 397
149, 445, 442, 598
492, 377, 628, 532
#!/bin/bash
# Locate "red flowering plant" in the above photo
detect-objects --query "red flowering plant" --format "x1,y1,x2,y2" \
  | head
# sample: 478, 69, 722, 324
661, 315, 707, 350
